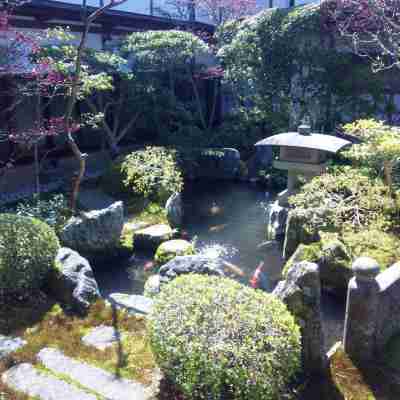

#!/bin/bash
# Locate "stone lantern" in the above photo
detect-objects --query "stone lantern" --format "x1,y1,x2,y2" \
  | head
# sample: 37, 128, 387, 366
255, 123, 352, 205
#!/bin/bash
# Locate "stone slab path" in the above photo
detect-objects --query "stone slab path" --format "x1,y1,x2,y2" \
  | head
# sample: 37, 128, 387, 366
38, 347, 148, 400
82, 325, 120, 351
2, 363, 97, 400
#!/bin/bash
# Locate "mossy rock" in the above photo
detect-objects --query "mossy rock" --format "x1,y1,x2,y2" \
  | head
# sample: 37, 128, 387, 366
283, 234, 352, 297
283, 207, 325, 259
154, 239, 194, 266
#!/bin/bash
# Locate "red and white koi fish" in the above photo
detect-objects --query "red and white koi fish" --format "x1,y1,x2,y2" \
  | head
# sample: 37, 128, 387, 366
249, 261, 268, 290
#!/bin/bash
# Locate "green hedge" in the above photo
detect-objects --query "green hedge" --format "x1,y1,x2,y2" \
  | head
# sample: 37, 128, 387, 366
148, 274, 301, 399
0, 213, 60, 294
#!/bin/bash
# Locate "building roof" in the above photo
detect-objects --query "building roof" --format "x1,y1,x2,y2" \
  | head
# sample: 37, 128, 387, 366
255, 131, 352, 153
12, 0, 214, 34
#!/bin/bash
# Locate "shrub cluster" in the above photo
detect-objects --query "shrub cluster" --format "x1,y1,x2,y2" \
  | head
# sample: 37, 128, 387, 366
102, 147, 183, 205
148, 274, 301, 400
289, 167, 396, 233
0, 214, 60, 294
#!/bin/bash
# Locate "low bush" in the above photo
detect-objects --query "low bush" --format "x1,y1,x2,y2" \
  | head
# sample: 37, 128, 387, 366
102, 147, 183, 205
148, 274, 301, 400
289, 167, 396, 233
0, 214, 60, 294
342, 228, 400, 269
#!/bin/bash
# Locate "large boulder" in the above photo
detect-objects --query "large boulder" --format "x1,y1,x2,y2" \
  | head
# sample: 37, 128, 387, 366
144, 255, 226, 297
154, 239, 194, 265
165, 192, 183, 228
273, 261, 326, 375
48, 247, 100, 313
133, 224, 174, 252
283, 235, 352, 297
59, 201, 124, 257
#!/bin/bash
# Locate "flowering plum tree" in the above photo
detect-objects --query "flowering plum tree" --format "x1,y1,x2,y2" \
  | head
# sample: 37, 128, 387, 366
0, 0, 127, 212
322, 0, 400, 72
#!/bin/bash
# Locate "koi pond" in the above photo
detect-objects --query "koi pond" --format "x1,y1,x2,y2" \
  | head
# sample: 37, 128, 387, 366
94, 181, 345, 350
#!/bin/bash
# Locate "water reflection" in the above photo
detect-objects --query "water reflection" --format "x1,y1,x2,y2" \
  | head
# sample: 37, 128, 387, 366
182, 181, 284, 290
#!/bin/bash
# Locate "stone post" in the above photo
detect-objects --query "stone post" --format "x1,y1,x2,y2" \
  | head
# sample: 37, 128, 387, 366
343, 257, 380, 362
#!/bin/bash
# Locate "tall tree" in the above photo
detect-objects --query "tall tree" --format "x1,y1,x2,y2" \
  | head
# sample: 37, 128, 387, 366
60, 0, 128, 213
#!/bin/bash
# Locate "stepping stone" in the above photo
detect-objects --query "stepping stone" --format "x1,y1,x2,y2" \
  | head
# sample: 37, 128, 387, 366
0, 335, 26, 360
2, 363, 96, 400
133, 224, 174, 251
38, 347, 148, 400
82, 325, 120, 351
108, 293, 154, 315
78, 189, 118, 211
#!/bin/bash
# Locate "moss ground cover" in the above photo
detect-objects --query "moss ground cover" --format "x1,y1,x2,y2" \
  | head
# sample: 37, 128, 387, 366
0, 298, 155, 400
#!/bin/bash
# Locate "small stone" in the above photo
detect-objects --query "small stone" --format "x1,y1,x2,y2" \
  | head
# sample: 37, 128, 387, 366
133, 224, 174, 251
108, 293, 154, 315
0, 335, 26, 360
37, 348, 148, 400
82, 325, 120, 351
2, 363, 97, 400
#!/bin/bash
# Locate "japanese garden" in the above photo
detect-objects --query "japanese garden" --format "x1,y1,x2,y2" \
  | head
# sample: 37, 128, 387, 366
1, 0, 400, 399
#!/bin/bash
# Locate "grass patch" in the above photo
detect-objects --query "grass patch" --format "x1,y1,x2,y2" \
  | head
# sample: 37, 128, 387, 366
0, 299, 155, 400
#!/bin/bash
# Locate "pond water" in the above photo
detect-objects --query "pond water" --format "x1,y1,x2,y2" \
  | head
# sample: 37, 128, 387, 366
94, 181, 344, 350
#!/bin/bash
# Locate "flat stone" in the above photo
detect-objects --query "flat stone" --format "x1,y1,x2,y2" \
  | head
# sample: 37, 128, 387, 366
0, 335, 26, 360
37, 348, 148, 400
108, 293, 154, 315
2, 363, 97, 400
82, 325, 120, 351
133, 224, 174, 251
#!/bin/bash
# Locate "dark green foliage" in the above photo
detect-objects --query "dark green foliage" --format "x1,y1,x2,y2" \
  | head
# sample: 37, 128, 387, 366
148, 274, 301, 400
289, 167, 396, 233
0, 214, 60, 294
218, 4, 386, 134
1, 194, 70, 232
102, 147, 183, 205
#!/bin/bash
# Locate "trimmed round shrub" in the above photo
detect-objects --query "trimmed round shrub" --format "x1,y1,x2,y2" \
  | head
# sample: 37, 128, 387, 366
0, 213, 60, 294
148, 274, 301, 400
